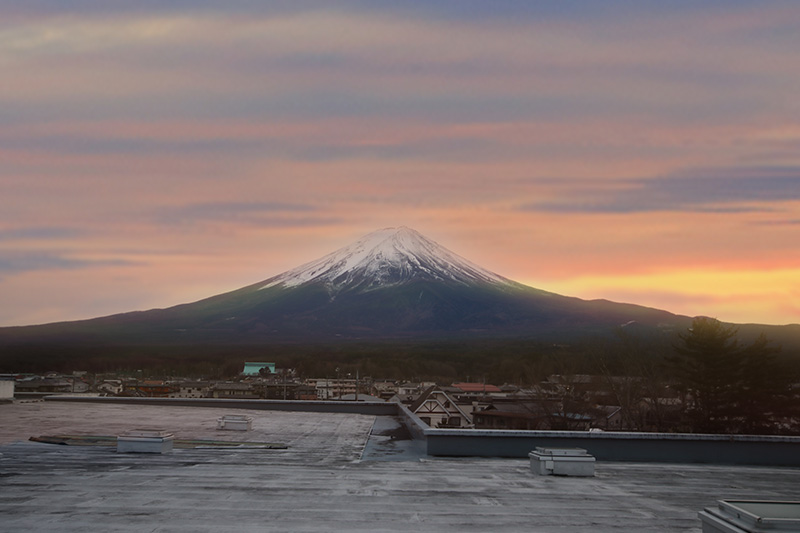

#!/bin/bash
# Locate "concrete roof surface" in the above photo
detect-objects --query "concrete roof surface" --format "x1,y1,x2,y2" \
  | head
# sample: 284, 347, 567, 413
2, 401, 800, 532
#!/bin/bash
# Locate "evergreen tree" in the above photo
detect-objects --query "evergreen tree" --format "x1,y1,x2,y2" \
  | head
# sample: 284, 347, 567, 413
737, 333, 796, 434
668, 317, 789, 434
668, 317, 743, 432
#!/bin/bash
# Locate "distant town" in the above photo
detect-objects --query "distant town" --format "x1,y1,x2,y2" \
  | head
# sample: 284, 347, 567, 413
4, 352, 798, 435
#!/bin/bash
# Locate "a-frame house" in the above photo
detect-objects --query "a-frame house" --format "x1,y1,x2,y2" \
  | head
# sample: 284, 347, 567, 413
409, 385, 473, 428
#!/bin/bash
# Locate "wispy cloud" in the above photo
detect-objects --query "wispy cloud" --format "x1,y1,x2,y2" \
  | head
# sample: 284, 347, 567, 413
155, 201, 339, 228
751, 219, 800, 226
4, 4, 798, 124
0, 251, 134, 275
0, 227, 82, 241
521, 167, 800, 214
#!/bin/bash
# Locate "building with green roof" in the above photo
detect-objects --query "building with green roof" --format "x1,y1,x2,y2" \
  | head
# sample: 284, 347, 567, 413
241, 362, 276, 376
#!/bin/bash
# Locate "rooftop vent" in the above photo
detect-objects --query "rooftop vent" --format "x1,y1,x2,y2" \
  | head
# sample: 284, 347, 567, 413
217, 414, 253, 431
117, 429, 174, 454
529, 447, 595, 477
699, 500, 800, 532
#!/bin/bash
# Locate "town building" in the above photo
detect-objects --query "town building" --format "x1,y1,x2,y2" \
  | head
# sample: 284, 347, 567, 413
241, 362, 276, 376
370, 381, 399, 400
473, 401, 549, 430
170, 382, 211, 399
307, 378, 358, 400
210, 382, 258, 399
97, 380, 123, 396
126, 381, 178, 398
409, 386, 473, 428
258, 381, 317, 400
14, 377, 73, 395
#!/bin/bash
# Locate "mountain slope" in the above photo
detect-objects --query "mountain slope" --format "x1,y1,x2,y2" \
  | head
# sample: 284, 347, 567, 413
3, 226, 800, 375
0, 227, 691, 346
192, 226, 688, 339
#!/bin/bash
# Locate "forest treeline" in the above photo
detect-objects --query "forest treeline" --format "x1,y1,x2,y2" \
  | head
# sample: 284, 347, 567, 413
3, 318, 798, 434
526, 317, 800, 435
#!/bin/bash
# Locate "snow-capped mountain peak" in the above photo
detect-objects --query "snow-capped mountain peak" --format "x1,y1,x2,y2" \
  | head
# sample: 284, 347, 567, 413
259, 226, 510, 292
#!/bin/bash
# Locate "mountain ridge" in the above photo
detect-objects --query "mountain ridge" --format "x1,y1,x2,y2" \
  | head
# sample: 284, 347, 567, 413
1, 227, 798, 366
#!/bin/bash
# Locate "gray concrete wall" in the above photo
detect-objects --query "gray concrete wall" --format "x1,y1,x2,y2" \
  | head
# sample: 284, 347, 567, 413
395, 403, 428, 442
46, 396, 397, 416
423, 428, 800, 466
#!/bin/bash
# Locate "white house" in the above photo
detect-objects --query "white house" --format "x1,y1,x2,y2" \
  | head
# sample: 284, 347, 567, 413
170, 382, 211, 399
409, 386, 473, 428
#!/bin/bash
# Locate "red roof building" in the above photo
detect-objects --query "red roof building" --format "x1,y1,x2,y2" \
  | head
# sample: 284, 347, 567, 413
451, 382, 502, 393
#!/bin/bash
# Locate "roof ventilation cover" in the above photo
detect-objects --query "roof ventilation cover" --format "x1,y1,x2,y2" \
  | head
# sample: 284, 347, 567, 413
529, 447, 595, 477
217, 415, 253, 431
117, 429, 174, 454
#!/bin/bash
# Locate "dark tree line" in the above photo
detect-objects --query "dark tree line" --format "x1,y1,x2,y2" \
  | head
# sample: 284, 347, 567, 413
665, 317, 799, 434
666, 318, 800, 433
554, 318, 800, 435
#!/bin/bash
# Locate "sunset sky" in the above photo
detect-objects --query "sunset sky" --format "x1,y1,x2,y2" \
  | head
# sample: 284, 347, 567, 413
2, 1, 799, 327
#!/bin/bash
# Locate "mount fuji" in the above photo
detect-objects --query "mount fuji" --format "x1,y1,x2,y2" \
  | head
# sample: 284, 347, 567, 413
0, 227, 692, 348
5, 226, 800, 373
259, 226, 511, 291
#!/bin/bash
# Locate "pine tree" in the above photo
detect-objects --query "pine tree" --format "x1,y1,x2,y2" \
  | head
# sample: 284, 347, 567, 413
737, 333, 795, 434
668, 317, 790, 434
668, 317, 742, 432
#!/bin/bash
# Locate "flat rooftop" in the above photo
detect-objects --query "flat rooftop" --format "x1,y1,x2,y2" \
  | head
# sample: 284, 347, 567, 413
2, 401, 800, 532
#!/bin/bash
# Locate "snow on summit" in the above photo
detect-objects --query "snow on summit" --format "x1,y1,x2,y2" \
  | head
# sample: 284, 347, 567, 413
260, 227, 510, 291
